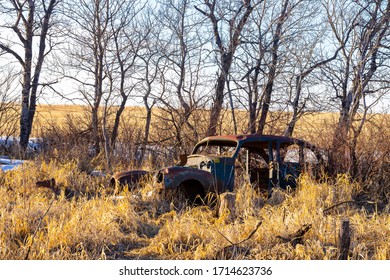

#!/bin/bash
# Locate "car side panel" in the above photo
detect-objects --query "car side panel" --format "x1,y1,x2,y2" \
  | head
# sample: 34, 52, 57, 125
160, 166, 215, 193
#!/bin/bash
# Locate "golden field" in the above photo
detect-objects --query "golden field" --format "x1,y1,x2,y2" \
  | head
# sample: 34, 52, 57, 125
1, 161, 389, 260
32, 104, 340, 143
0, 104, 389, 260
32, 104, 389, 150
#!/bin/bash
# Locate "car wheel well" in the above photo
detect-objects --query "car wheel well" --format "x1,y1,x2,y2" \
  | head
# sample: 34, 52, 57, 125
110, 177, 117, 188
179, 179, 206, 204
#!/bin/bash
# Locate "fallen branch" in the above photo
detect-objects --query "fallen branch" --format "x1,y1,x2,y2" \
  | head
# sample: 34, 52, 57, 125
276, 224, 312, 247
215, 220, 262, 259
217, 220, 263, 246
323, 200, 374, 214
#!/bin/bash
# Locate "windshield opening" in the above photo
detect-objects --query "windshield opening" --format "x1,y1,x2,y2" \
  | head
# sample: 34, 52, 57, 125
192, 140, 238, 157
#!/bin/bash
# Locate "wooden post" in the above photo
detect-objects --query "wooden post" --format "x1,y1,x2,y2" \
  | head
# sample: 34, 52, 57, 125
218, 192, 236, 223
338, 218, 351, 260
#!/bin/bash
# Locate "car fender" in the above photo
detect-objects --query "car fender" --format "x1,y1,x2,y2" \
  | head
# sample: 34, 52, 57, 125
157, 166, 215, 193
110, 170, 151, 189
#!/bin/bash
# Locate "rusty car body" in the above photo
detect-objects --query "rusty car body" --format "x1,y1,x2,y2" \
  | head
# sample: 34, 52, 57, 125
111, 134, 324, 200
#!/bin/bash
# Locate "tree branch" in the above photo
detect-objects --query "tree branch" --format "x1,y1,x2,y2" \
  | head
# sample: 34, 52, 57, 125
0, 43, 25, 66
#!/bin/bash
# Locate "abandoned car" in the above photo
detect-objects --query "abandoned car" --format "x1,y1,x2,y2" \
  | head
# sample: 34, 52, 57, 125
110, 134, 324, 201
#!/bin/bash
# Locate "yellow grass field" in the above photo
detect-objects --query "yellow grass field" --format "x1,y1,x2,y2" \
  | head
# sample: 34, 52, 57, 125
32, 104, 389, 148
1, 162, 389, 260
33, 104, 339, 137
1, 104, 389, 260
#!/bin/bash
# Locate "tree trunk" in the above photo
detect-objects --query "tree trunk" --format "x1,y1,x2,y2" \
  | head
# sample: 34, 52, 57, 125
91, 106, 100, 155
15, 0, 56, 151
197, 1, 255, 136
248, 67, 260, 134
207, 68, 228, 136
139, 105, 152, 166
19, 2, 35, 150
110, 93, 128, 148
226, 78, 237, 134
284, 77, 302, 137
284, 114, 298, 138
257, 0, 289, 134
257, 77, 274, 134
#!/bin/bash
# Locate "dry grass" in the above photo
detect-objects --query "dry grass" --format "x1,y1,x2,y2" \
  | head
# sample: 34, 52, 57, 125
32, 104, 386, 139
1, 105, 389, 260
1, 160, 389, 260
34, 105, 147, 129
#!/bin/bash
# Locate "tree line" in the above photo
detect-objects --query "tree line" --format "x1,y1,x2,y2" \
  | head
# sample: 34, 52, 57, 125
1, 0, 389, 173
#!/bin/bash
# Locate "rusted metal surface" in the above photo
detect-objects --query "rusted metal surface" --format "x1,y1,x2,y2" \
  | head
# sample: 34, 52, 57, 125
110, 170, 151, 189
156, 166, 214, 191
111, 134, 324, 199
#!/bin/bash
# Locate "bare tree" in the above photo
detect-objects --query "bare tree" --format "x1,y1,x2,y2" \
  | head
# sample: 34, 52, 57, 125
153, 0, 208, 154
0, 0, 59, 150
237, 0, 321, 135
236, 0, 293, 134
255, 0, 290, 134
283, 37, 342, 137
60, 0, 142, 156
108, 5, 148, 149
195, 0, 259, 136
323, 0, 390, 173
137, 49, 161, 164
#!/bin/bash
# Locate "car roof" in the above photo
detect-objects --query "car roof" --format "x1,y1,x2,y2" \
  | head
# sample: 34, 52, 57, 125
196, 134, 311, 147
192, 134, 323, 162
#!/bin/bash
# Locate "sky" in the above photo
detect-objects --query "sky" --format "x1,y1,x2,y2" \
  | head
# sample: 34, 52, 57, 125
1, 3, 389, 114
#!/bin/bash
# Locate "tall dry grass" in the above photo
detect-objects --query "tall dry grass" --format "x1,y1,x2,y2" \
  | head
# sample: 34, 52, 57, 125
1, 105, 389, 260
1, 159, 389, 260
